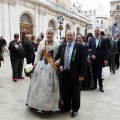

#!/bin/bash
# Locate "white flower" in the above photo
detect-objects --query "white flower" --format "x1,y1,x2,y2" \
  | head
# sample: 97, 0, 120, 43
24, 64, 33, 73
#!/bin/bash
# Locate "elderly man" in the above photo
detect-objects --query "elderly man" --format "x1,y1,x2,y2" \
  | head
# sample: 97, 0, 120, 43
89, 27, 109, 92
56, 30, 87, 118
9, 33, 25, 82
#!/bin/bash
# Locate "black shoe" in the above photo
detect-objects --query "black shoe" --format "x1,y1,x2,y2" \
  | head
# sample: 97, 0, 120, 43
113, 71, 115, 74
13, 79, 17, 82
71, 111, 78, 118
60, 109, 71, 113
91, 87, 97, 90
100, 87, 104, 92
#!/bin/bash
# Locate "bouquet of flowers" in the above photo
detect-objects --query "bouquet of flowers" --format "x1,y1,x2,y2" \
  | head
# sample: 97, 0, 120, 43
24, 64, 34, 77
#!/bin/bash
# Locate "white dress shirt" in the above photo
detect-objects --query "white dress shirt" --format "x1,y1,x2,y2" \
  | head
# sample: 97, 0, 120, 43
116, 38, 119, 42
64, 40, 75, 69
95, 37, 100, 48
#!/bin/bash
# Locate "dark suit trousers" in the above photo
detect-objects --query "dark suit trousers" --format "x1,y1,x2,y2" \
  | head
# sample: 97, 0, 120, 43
62, 71, 81, 112
115, 54, 119, 69
91, 60, 103, 88
109, 55, 115, 72
11, 59, 24, 79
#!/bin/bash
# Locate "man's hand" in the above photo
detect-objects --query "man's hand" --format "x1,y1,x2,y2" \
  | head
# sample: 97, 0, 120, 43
88, 49, 91, 52
87, 59, 91, 64
59, 66, 64, 72
15, 45, 19, 49
116, 52, 119, 54
79, 76, 84, 81
92, 55, 96, 59
104, 60, 108, 66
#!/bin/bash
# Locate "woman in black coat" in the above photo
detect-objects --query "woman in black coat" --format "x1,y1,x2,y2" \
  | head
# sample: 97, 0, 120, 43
23, 34, 34, 64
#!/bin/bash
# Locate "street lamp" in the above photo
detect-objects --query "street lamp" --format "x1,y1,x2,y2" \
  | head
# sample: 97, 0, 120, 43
57, 16, 64, 39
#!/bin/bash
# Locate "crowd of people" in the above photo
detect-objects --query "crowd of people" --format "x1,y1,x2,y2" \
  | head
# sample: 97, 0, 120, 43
0, 26, 120, 118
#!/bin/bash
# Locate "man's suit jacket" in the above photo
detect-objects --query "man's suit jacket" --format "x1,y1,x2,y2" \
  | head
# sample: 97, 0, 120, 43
110, 40, 117, 56
89, 37, 109, 64
55, 42, 87, 81
8, 40, 25, 60
116, 38, 120, 54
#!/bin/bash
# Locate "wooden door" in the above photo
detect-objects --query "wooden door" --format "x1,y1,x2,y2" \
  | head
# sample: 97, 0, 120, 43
20, 23, 33, 41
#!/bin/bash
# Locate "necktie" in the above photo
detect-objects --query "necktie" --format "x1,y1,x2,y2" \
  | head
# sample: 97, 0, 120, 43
64, 43, 71, 69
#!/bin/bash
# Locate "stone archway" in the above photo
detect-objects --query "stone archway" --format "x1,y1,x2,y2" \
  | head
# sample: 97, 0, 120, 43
20, 13, 33, 41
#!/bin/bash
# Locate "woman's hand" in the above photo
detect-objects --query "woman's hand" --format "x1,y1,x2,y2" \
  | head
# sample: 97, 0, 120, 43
79, 76, 84, 81
34, 63, 37, 68
55, 59, 61, 66
88, 49, 91, 52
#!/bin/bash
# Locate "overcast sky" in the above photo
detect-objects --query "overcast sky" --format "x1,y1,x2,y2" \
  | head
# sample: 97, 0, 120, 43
73, 0, 111, 16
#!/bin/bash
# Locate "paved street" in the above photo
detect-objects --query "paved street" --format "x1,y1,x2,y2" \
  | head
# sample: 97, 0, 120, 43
0, 55, 120, 120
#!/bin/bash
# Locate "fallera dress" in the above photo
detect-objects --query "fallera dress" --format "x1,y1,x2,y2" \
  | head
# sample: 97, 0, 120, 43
26, 40, 60, 113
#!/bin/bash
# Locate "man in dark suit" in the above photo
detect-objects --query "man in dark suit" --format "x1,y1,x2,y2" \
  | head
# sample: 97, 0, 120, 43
107, 34, 117, 74
89, 27, 109, 92
9, 33, 25, 82
114, 33, 120, 69
100, 31, 110, 51
56, 30, 87, 118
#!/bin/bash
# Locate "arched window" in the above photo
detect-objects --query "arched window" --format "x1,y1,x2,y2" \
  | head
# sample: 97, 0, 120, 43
48, 20, 55, 30
76, 27, 80, 36
20, 13, 32, 24
65, 24, 70, 31
20, 13, 33, 41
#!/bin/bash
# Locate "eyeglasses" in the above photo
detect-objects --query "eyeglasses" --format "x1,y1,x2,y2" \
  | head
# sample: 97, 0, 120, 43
66, 35, 74, 37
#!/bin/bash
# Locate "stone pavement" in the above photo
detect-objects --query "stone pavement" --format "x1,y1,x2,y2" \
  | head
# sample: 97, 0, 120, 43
0, 55, 120, 120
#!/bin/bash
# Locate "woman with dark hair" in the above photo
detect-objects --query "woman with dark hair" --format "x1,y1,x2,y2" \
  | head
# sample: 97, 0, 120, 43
77, 34, 94, 90
86, 33, 93, 43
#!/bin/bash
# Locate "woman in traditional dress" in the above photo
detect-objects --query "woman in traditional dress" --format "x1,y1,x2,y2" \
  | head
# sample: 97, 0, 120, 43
26, 27, 60, 113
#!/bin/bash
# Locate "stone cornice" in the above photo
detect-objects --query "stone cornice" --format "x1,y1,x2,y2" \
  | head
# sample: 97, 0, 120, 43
0, 0, 16, 6
30, 0, 92, 25
0, 0, 92, 25
110, 0, 120, 3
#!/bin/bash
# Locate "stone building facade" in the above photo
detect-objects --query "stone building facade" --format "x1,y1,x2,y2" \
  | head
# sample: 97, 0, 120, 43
0, 0, 92, 43
96, 16, 111, 34
110, 0, 120, 35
